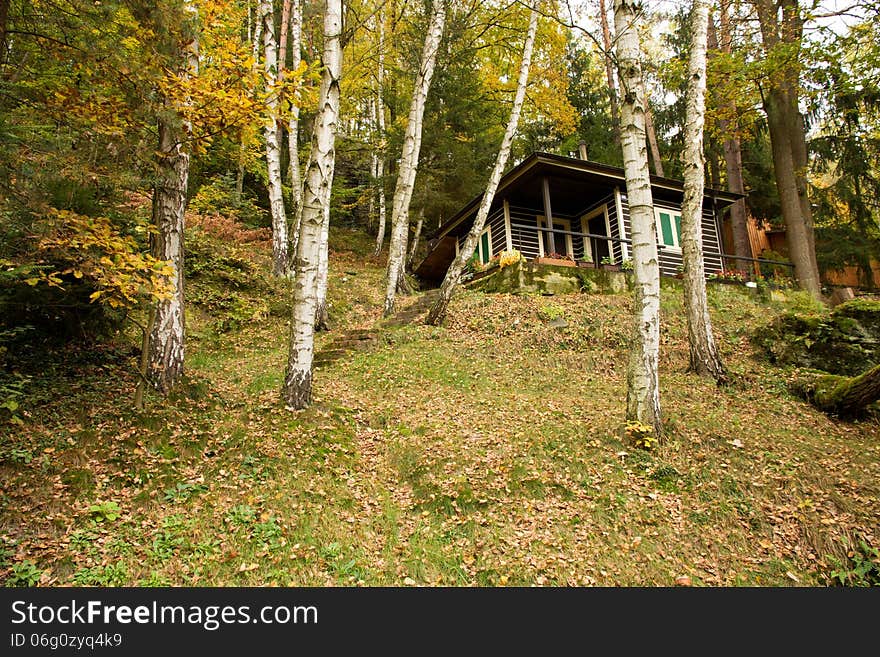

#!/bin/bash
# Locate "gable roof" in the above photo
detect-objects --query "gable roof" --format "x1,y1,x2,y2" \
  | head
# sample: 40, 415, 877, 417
430, 151, 744, 241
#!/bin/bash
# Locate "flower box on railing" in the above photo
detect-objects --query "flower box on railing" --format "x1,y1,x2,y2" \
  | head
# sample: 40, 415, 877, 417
535, 255, 576, 268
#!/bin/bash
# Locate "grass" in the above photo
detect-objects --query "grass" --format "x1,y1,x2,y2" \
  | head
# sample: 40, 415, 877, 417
1, 224, 879, 587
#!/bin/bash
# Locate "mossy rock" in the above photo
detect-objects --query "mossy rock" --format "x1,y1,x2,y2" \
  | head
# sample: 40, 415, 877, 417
832, 299, 880, 336
753, 301, 880, 376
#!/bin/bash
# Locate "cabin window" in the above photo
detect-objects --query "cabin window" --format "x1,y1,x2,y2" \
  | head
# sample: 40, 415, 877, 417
537, 217, 573, 257
475, 226, 492, 264
656, 208, 682, 250
457, 225, 492, 264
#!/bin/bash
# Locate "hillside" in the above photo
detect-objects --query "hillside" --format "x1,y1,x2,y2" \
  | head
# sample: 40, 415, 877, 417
1, 225, 878, 588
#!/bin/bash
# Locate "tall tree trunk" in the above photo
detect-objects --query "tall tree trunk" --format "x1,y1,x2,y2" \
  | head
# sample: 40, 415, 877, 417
406, 207, 423, 269
708, 2, 751, 270
287, 0, 304, 267
261, 0, 289, 277
148, 3, 198, 394
278, 0, 291, 171
764, 89, 820, 296
373, 9, 388, 257
753, 0, 821, 297
283, 0, 342, 410
598, 0, 621, 146
644, 101, 665, 177
383, 0, 445, 316
149, 120, 188, 394
680, 0, 727, 383
614, 0, 663, 436
426, 1, 538, 326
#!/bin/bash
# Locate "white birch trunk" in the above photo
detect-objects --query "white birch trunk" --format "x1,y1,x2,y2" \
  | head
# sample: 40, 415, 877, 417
283, 0, 342, 410
373, 10, 388, 257
287, 0, 304, 267
383, 0, 445, 316
680, 0, 727, 383
425, 1, 538, 326
148, 2, 198, 394
149, 120, 188, 394
614, 0, 662, 436
261, 0, 289, 277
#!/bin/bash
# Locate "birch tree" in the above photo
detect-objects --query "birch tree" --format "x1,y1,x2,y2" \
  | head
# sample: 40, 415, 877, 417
383, 0, 446, 316
260, 0, 289, 277
148, 2, 199, 394
286, 0, 305, 264
283, 0, 342, 410
614, 0, 662, 436
680, 0, 727, 383
372, 9, 388, 257
425, 1, 538, 326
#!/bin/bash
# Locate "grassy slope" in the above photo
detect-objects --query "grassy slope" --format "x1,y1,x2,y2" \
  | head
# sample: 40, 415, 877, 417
1, 226, 878, 587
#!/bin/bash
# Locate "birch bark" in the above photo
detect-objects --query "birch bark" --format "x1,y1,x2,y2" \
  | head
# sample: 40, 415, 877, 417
283, 0, 342, 409
425, 1, 538, 326
261, 0, 289, 277
287, 0, 304, 267
383, 0, 445, 316
613, 0, 662, 435
680, 0, 727, 383
148, 2, 198, 394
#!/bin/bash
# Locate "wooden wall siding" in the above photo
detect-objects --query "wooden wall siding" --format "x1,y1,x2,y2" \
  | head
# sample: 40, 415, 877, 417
619, 195, 723, 277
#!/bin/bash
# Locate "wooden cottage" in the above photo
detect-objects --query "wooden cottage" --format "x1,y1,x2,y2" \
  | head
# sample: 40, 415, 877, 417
414, 152, 742, 283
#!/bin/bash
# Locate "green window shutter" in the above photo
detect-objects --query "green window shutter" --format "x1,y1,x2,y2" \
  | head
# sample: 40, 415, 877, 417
480, 231, 490, 264
674, 215, 682, 246
659, 212, 674, 246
